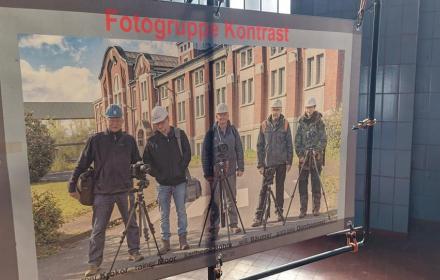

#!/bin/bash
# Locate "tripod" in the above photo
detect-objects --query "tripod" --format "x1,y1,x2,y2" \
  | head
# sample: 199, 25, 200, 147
106, 177, 162, 279
259, 167, 286, 231
198, 160, 246, 247
284, 148, 331, 225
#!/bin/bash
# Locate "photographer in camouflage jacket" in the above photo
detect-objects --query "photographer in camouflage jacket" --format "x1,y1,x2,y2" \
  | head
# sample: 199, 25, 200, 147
294, 97, 327, 218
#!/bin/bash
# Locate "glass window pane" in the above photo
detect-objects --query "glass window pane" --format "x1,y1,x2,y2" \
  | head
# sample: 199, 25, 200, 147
262, 0, 277, 13
230, 0, 244, 9
245, 0, 260, 11
279, 0, 290, 14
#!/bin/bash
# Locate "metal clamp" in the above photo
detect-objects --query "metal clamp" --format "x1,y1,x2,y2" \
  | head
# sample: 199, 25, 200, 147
352, 118, 376, 130
346, 224, 359, 253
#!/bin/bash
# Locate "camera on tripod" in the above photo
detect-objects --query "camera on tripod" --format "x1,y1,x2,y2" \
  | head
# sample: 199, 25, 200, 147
130, 161, 151, 180
216, 142, 229, 160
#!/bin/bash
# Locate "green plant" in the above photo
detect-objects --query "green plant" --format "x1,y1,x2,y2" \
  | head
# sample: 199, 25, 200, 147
323, 107, 342, 159
26, 113, 56, 182
32, 191, 64, 245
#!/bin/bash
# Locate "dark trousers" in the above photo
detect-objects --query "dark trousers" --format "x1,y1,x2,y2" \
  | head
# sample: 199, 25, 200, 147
254, 164, 287, 219
298, 160, 322, 213
88, 192, 140, 266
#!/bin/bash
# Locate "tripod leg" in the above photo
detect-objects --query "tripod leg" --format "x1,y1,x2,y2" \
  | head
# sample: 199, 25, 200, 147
138, 202, 143, 239
198, 179, 220, 247
220, 180, 225, 228
311, 154, 331, 220
263, 189, 270, 231
269, 187, 285, 224
284, 150, 310, 225
140, 200, 162, 258
139, 205, 150, 250
222, 185, 231, 244
107, 200, 139, 278
223, 176, 246, 234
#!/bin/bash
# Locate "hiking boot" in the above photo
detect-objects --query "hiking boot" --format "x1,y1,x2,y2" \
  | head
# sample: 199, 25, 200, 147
299, 211, 307, 219
312, 196, 321, 216
84, 265, 100, 277
179, 234, 190, 250
277, 213, 284, 222
230, 225, 242, 234
158, 239, 170, 255
251, 219, 262, 227
128, 251, 144, 262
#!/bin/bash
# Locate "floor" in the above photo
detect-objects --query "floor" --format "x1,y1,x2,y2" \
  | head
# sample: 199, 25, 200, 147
167, 222, 440, 280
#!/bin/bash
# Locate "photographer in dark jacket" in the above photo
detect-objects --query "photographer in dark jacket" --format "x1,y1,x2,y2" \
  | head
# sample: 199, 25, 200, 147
68, 104, 143, 277
143, 106, 191, 254
202, 103, 244, 238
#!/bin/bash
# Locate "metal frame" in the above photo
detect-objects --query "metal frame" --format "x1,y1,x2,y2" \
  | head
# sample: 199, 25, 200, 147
0, 0, 361, 279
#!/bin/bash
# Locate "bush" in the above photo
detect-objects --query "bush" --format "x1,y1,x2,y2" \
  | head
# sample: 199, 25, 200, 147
26, 113, 56, 182
32, 191, 64, 245
323, 107, 342, 159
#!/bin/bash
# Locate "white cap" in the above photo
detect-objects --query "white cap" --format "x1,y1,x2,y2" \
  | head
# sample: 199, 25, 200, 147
305, 97, 317, 107
271, 99, 282, 108
216, 103, 229, 114
151, 106, 168, 124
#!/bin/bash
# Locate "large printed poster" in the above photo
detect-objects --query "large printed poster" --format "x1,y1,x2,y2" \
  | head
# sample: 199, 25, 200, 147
0, 1, 361, 279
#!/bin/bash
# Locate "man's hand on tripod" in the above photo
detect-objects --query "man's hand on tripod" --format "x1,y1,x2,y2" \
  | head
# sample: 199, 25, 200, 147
237, 170, 244, 177
258, 167, 264, 175
205, 176, 214, 183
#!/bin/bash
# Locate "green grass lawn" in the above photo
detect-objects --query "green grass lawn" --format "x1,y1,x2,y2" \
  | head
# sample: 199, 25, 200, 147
32, 181, 91, 223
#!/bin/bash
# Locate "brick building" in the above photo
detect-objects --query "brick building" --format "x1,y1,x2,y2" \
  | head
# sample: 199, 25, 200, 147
94, 43, 344, 154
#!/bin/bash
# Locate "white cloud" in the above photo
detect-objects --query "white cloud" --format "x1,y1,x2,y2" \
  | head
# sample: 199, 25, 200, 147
19, 35, 86, 62
20, 60, 100, 102
19, 35, 67, 50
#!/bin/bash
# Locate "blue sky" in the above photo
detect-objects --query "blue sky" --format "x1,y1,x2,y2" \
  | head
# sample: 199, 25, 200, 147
18, 35, 178, 102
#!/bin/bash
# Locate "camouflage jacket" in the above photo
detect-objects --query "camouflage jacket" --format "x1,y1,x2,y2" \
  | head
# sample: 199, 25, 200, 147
294, 111, 327, 159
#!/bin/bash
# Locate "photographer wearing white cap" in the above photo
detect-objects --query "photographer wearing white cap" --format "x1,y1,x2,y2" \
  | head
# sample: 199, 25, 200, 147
142, 106, 191, 254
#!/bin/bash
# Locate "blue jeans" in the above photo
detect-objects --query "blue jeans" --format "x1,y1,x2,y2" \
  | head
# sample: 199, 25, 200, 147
157, 182, 188, 240
89, 192, 140, 266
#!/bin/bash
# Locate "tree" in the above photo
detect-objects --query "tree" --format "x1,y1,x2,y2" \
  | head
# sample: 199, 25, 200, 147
25, 112, 56, 182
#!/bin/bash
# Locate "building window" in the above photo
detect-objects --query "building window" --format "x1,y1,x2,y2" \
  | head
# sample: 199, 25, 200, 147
194, 68, 204, 85
271, 70, 277, 97
241, 48, 253, 68
195, 94, 205, 117
196, 143, 202, 156
183, 58, 188, 63
178, 101, 186, 122
241, 78, 253, 105
240, 136, 245, 147
216, 87, 226, 106
160, 85, 168, 99
141, 81, 148, 101
137, 130, 144, 147
307, 57, 314, 88
241, 52, 246, 68
165, 106, 169, 113
176, 76, 184, 93
215, 60, 226, 78
131, 88, 136, 107
246, 135, 252, 150
316, 54, 325, 85
279, 67, 285, 95
113, 75, 121, 104
270, 47, 277, 56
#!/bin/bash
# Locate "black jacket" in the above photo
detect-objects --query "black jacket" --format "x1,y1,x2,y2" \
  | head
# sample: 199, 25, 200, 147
69, 130, 141, 194
201, 122, 244, 178
142, 127, 191, 186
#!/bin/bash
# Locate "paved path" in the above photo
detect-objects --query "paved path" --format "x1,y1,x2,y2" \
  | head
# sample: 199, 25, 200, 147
38, 163, 339, 280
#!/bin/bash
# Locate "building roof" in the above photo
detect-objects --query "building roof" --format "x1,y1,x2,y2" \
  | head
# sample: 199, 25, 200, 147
24, 102, 94, 120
